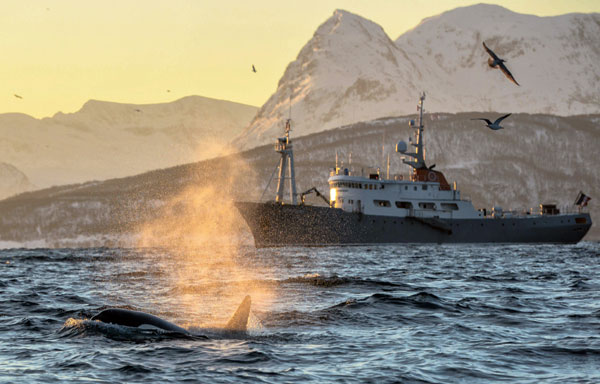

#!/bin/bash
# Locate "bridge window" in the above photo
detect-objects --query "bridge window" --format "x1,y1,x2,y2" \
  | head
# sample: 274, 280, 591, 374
374, 200, 391, 207
441, 203, 459, 211
395, 201, 413, 209
418, 202, 436, 210
422, 185, 428, 190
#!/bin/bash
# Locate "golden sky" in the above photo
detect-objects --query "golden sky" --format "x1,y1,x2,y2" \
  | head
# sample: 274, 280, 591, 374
2, 0, 598, 118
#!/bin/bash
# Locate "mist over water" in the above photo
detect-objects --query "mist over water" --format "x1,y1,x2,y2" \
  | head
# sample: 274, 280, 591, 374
133, 152, 272, 325
1, 243, 599, 383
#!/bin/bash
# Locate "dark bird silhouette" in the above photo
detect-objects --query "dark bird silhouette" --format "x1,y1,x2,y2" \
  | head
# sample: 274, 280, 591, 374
471, 113, 512, 130
483, 42, 519, 86
252, 64, 257, 73
14, 94, 23, 99
134, 109, 142, 112
166, 89, 171, 93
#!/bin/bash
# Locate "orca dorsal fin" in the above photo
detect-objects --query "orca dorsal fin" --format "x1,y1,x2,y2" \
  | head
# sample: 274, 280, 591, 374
225, 295, 251, 331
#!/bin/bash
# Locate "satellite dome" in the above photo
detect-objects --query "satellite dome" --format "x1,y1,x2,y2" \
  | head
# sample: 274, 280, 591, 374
396, 140, 407, 153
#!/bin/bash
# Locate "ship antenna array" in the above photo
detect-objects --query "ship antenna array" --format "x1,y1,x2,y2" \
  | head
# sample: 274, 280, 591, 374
259, 93, 298, 204
270, 92, 298, 205
400, 92, 427, 170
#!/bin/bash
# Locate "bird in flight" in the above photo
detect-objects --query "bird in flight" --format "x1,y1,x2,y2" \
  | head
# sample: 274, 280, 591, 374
14, 94, 23, 99
134, 109, 142, 112
483, 41, 519, 86
166, 89, 171, 93
252, 64, 257, 73
471, 113, 512, 130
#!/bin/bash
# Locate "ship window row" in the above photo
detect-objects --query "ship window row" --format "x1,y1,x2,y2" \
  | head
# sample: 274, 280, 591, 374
331, 182, 383, 190
373, 201, 459, 211
405, 185, 438, 191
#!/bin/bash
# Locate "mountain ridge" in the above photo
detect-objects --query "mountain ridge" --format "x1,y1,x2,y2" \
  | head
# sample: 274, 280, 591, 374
0, 96, 258, 188
234, 5, 600, 150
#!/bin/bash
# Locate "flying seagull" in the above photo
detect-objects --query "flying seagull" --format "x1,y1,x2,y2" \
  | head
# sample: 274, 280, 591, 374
14, 94, 23, 99
483, 41, 519, 86
252, 64, 257, 73
471, 113, 512, 130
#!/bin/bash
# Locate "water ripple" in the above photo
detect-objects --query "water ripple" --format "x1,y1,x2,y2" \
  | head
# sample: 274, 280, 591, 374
1, 243, 599, 383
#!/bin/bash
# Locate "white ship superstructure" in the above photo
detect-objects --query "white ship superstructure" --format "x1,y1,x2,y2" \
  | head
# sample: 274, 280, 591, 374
329, 94, 480, 221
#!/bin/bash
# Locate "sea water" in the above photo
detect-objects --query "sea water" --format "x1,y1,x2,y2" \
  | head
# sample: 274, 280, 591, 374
1, 243, 599, 383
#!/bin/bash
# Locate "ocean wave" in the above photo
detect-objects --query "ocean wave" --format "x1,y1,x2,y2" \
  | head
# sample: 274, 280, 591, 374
264, 292, 460, 328
329, 292, 453, 312
115, 363, 157, 373
280, 273, 408, 289
216, 350, 272, 364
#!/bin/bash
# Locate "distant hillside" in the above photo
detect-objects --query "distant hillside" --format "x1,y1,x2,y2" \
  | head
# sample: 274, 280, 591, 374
0, 96, 257, 188
0, 113, 597, 247
235, 5, 600, 150
0, 162, 35, 200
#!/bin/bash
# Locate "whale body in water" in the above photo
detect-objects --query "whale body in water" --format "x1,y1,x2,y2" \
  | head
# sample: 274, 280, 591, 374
91, 295, 252, 334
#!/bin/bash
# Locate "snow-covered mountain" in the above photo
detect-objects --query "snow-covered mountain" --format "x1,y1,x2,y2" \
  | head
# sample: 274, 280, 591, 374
0, 162, 35, 200
0, 96, 257, 188
235, 5, 600, 150
396, 4, 600, 114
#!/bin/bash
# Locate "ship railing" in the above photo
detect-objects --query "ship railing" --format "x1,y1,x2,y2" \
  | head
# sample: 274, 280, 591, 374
485, 205, 587, 218
275, 142, 287, 152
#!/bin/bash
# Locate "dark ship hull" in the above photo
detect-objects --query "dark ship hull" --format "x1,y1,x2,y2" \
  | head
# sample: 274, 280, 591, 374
235, 202, 592, 247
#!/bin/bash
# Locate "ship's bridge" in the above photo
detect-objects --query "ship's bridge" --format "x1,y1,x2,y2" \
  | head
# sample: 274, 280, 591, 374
326, 93, 481, 220
328, 169, 480, 219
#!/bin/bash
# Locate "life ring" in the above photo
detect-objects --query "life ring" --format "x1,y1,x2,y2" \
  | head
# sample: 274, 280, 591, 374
427, 171, 438, 182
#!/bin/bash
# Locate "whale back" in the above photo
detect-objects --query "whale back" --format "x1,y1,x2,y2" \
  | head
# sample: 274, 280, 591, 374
91, 308, 189, 334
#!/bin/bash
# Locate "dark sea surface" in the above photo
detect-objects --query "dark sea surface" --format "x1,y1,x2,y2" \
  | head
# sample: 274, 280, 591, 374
1, 243, 599, 383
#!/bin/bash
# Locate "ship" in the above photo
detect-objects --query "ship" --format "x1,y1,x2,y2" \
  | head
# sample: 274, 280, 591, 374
235, 94, 592, 247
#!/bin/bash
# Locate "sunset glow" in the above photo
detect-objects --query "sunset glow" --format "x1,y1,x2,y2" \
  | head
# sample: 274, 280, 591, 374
2, 0, 598, 117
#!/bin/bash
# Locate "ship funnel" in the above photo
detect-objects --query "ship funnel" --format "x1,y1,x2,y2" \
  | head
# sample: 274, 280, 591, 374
396, 140, 407, 153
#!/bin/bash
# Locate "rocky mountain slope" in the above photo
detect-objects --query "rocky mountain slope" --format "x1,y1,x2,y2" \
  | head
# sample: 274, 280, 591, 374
235, 5, 600, 150
0, 96, 257, 188
0, 113, 597, 247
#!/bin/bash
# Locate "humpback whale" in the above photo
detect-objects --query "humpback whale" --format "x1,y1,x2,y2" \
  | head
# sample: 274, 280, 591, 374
91, 295, 252, 334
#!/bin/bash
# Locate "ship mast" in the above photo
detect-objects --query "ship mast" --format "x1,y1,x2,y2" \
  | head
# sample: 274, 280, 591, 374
402, 92, 428, 171
274, 96, 298, 205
